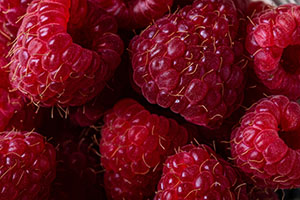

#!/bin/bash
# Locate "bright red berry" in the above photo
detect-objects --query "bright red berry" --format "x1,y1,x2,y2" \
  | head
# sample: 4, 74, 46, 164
9, 0, 123, 107
100, 98, 188, 199
0, 131, 56, 200
154, 144, 248, 200
245, 3, 300, 100
130, 0, 245, 128
231, 95, 300, 189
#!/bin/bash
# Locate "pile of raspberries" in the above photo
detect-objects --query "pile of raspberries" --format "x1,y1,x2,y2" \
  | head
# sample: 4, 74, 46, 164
0, 0, 299, 199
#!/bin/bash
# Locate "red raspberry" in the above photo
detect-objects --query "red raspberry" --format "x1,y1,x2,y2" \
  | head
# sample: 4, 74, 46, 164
245, 3, 300, 100
100, 98, 188, 199
154, 144, 248, 200
0, 131, 56, 200
130, 0, 245, 128
0, 0, 33, 40
9, 0, 123, 107
0, 67, 45, 132
90, 0, 173, 29
231, 95, 300, 189
70, 62, 130, 127
50, 128, 106, 200
248, 185, 279, 200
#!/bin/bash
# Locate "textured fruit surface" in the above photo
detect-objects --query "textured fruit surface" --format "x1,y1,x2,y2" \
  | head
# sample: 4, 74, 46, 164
247, 185, 279, 200
9, 0, 123, 107
100, 98, 188, 199
70, 59, 130, 127
154, 144, 248, 200
0, 65, 46, 132
130, 0, 245, 128
0, 0, 33, 43
0, 131, 56, 200
231, 95, 300, 189
245, 3, 300, 100
90, 0, 173, 29
50, 127, 106, 200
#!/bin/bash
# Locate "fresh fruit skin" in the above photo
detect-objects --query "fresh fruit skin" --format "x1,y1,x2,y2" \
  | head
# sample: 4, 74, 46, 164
89, 0, 173, 29
100, 98, 188, 200
154, 144, 248, 200
0, 0, 33, 41
9, 0, 123, 107
0, 131, 56, 200
231, 95, 300, 189
130, 0, 245, 129
245, 3, 300, 100
50, 127, 106, 200
247, 185, 279, 200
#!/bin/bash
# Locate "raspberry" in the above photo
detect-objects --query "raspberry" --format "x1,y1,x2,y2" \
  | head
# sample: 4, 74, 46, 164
248, 185, 279, 200
0, 131, 56, 200
130, 0, 245, 128
70, 62, 130, 127
100, 98, 188, 199
245, 3, 300, 100
50, 127, 106, 200
231, 95, 300, 189
90, 0, 173, 29
154, 144, 248, 200
9, 0, 124, 107
0, 0, 33, 40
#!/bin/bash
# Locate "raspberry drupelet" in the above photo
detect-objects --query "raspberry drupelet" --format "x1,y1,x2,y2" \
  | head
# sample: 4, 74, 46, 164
231, 95, 300, 189
100, 98, 188, 199
0, 131, 56, 200
9, 0, 124, 107
89, 0, 174, 29
130, 0, 246, 129
154, 144, 249, 200
245, 3, 300, 100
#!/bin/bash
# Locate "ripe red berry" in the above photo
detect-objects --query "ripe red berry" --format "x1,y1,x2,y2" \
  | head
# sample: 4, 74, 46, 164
130, 0, 245, 128
9, 0, 123, 107
245, 3, 300, 100
231, 95, 300, 189
0, 131, 56, 200
100, 98, 188, 199
89, 0, 173, 29
155, 144, 248, 200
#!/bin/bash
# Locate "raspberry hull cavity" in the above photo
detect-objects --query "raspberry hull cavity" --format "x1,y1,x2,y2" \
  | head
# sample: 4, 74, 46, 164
231, 95, 300, 189
9, 0, 124, 107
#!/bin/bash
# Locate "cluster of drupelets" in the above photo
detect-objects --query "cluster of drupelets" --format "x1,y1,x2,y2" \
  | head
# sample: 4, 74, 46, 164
0, 0, 299, 199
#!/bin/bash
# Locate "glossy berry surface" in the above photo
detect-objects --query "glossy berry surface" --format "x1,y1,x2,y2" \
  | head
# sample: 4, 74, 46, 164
100, 98, 188, 199
245, 3, 300, 100
231, 95, 300, 189
90, 0, 173, 29
9, 0, 123, 107
130, 0, 246, 128
0, 131, 56, 200
154, 144, 248, 200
